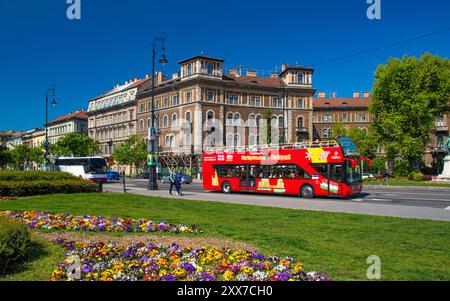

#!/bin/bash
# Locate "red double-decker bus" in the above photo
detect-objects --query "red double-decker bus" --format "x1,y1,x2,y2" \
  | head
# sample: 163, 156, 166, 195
202, 137, 366, 198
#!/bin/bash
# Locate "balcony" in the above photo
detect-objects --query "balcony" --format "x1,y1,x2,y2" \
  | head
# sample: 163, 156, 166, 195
296, 127, 308, 133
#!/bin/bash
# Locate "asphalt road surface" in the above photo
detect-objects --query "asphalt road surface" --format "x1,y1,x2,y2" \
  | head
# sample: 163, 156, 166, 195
105, 179, 450, 221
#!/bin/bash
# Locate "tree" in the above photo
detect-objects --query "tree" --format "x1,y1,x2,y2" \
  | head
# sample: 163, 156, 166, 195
52, 133, 100, 157
370, 53, 450, 172
331, 124, 377, 158
331, 122, 349, 137
113, 135, 147, 175
0, 146, 12, 169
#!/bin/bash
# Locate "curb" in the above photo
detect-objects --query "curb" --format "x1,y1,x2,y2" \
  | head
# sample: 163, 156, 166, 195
364, 185, 450, 191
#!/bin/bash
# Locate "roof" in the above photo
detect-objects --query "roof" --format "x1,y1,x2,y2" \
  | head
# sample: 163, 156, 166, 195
178, 54, 225, 64
48, 110, 88, 125
223, 74, 287, 88
90, 78, 148, 102
314, 97, 371, 108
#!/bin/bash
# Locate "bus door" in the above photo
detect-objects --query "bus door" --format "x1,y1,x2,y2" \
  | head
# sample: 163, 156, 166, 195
328, 163, 344, 196
239, 165, 257, 191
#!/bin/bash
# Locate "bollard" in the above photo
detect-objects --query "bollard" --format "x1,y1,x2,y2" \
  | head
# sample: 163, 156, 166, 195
97, 181, 103, 193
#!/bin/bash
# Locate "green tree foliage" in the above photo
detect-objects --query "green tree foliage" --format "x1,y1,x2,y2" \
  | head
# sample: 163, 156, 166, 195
331, 124, 376, 158
51, 133, 100, 157
112, 135, 147, 175
370, 53, 450, 171
0, 146, 12, 170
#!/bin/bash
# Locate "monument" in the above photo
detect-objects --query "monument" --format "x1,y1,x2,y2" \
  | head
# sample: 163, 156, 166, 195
437, 137, 450, 183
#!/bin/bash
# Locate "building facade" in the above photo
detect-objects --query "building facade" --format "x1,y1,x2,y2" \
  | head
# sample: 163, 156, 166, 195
312, 92, 371, 141
22, 128, 46, 148
135, 55, 316, 171
47, 110, 88, 144
87, 78, 146, 168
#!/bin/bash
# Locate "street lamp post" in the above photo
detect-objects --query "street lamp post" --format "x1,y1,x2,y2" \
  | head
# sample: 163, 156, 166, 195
44, 88, 57, 171
148, 36, 168, 191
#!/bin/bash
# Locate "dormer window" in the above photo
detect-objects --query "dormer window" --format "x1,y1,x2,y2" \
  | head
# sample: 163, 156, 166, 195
187, 64, 192, 76
207, 63, 214, 75
297, 72, 304, 84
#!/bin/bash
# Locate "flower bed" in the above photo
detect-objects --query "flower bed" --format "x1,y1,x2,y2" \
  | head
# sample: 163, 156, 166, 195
0, 211, 200, 234
51, 239, 330, 281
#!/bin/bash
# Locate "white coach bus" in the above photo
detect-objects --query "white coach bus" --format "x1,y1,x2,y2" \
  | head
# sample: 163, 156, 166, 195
54, 157, 108, 182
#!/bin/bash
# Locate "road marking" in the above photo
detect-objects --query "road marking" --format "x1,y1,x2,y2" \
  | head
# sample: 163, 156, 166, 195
368, 198, 393, 202
352, 198, 365, 202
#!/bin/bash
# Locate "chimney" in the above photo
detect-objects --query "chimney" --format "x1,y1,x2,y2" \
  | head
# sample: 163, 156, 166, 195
229, 67, 239, 76
156, 71, 163, 83
281, 64, 287, 72
172, 72, 179, 79
271, 72, 279, 78
332, 92, 337, 98
246, 70, 257, 77
363, 92, 370, 98
353, 92, 360, 98
145, 74, 150, 79
317, 92, 326, 98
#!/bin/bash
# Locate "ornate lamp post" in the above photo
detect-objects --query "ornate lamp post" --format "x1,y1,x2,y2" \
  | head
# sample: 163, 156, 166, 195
44, 88, 57, 171
148, 36, 168, 191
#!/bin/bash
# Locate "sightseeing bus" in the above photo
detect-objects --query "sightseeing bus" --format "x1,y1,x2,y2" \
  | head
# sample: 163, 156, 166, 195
202, 136, 366, 198
54, 157, 108, 183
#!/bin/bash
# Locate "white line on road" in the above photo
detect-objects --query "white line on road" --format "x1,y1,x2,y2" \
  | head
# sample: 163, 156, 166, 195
368, 198, 393, 202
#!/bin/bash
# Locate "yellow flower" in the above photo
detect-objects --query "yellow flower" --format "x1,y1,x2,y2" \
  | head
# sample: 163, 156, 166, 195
173, 267, 186, 277
292, 262, 304, 273
159, 270, 168, 277
223, 270, 234, 281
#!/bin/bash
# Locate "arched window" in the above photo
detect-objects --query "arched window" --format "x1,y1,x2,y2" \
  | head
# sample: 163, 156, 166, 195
227, 113, 233, 124
147, 118, 151, 128
297, 72, 304, 84
163, 115, 169, 127
248, 114, 256, 127
185, 111, 191, 122
256, 115, 262, 127
234, 134, 241, 147
207, 63, 214, 75
172, 114, 178, 126
323, 128, 328, 138
170, 135, 175, 147
249, 134, 258, 146
165, 135, 170, 147
279, 116, 284, 128
328, 129, 333, 138
297, 117, 304, 128
234, 113, 240, 126
139, 120, 144, 130
207, 111, 214, 121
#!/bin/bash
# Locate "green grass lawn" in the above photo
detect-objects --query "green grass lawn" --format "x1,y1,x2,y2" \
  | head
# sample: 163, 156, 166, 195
1, 192, 450, 281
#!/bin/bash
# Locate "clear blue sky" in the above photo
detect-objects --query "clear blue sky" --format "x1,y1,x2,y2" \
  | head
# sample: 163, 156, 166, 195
1, 0, 449, 131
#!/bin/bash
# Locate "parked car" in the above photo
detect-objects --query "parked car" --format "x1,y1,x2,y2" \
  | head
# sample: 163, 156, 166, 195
136, 172, 150, 179
160, 174, 193, 184
107, 171, 121, 181
362, 173, 374, 180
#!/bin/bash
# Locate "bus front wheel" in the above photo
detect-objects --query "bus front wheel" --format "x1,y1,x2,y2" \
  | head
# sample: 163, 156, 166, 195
300, 185, 315, 199
221, 182, 232, 194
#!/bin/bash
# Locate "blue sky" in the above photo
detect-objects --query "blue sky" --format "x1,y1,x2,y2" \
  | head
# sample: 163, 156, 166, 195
1, 0, 449, 131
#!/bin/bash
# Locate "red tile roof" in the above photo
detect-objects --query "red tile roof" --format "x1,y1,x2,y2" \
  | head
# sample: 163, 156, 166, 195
48, 110, 88, 125
314, 97, 371, 108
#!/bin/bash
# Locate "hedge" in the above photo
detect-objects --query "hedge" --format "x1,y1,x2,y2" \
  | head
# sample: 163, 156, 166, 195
0, 180, 97, 197
0, 171, 76, 182
0, 216, 32, 275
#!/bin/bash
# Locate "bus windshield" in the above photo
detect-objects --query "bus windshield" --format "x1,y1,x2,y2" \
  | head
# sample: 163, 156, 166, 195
345, 161, 362, 184
88, 158, 107, 174
311, 161, 361, 185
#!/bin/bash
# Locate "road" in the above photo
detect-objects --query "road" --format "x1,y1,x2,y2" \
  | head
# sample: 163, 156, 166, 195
104, 179, 450, 221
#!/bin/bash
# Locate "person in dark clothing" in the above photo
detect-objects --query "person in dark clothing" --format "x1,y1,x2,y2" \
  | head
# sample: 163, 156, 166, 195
176, 171, 184, 196
169, 170, 181, 196
380, 169, 389, 186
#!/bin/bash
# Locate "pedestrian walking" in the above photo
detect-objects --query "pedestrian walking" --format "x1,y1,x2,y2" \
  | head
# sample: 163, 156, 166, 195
169, 169, 180, 196
176, 170, 184, 196
380, 169, 389, 186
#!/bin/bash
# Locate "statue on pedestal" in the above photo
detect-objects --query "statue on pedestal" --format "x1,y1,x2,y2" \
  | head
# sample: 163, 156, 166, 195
437, 137, 450, 182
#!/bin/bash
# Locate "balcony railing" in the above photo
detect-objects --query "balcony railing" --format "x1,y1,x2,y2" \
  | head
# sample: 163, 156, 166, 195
435, 126, 448, 133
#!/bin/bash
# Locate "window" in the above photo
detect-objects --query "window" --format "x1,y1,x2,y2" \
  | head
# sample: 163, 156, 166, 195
297, 72, 304, 84
186, 92, 192, 102
207, 111, 214, 121
297, 98, 304, 108
250, 96, 261, 107
436, 117, 445, 127
279, 116, 284, 128
234, 113, 240, 126
342, 114, 348, 122
328, 129, 333, 138
272, 96, 281, 108
172, 114, 178, 126
187, 64, 192, 76
256, 115, 262, 127
357, 113, 366, 122
172, 95, 178, 106
323, 115, 333, 123
207, 63, 214, 75
226, 134, 234, 147
207, 90, 215, 102
228, 94, 239, 105
163, 115, 169, 127
185, 111, 191, 122
227, 113, 233, 124
248, 114, 256, 127
140, 104, 145, 113
163, 98, 168, 108
437, 136, 444, 148
297, 117, 304, 128
323, 128, 328, 138
139, 120, 144, 130
147, 118, 151, 128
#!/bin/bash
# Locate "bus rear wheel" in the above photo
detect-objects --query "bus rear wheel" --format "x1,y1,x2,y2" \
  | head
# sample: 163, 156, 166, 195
300, 185, 315, 199
221, 182, 232, 194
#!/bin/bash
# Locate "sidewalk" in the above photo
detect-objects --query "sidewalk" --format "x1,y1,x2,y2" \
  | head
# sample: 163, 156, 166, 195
104, 184, 450, 222
364, 184, 450, 191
